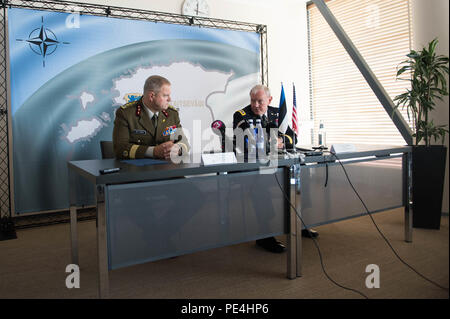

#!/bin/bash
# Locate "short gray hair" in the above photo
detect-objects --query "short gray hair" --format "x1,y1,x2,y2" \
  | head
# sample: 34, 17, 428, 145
143, 75, 171, 94
250, 84, 271, 97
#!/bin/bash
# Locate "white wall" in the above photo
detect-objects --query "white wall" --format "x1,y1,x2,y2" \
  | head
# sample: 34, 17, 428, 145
74, 0, 312, 142
411, 0, 449, 213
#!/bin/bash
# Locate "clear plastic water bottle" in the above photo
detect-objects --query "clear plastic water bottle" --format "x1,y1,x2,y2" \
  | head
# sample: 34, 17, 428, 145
247, 119, 256, 161
318, 120, 326, 146
255, 118, 266, 160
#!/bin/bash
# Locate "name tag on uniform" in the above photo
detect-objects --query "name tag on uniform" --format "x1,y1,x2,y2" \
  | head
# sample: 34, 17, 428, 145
133, 129, 147, 135
163, 125, 177, 136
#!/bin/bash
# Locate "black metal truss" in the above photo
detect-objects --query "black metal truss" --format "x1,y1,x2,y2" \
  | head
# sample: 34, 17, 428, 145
0, 0, 268, 219
1, 2, 11, 219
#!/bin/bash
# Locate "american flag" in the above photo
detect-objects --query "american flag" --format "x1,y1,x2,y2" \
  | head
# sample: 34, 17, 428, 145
292, 83, 298, 135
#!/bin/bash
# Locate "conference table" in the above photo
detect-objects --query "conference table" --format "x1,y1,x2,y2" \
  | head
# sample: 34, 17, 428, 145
68, 144, 412, 298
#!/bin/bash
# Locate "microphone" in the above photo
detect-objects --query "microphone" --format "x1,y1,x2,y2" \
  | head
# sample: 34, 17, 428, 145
211, 119, 225, 134
211, 120, 226, 152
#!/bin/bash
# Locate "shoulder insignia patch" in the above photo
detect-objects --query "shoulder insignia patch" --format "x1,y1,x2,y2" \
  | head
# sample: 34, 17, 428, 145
121, 100, 137, 109
238, 110, 246, 116
168, 105, 179, 112
124, 93, 142, 104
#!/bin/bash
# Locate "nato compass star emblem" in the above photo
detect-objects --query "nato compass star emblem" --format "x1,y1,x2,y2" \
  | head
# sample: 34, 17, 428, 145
16, 16, 70, 67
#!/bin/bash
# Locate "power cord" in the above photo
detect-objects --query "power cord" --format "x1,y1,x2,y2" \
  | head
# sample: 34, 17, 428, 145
329, 151, 449, 292
273, 172, 369, 299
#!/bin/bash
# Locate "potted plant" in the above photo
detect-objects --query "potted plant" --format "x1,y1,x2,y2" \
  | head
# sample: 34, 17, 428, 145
394, 38, 449, 229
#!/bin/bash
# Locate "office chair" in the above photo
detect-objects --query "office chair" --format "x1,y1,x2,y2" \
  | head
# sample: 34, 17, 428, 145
100, 141, 115, 159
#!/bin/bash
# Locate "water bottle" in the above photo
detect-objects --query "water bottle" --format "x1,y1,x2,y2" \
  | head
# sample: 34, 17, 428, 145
247, 119, 256, 161
255, 119, 266, 160
318, 120, 327, 146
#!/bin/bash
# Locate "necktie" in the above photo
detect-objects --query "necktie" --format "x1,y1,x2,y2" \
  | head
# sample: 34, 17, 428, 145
262, 114, 268, 127
152, 114, 158, 135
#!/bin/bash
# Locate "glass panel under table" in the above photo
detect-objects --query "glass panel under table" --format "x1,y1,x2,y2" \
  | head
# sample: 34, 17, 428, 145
105, 168, 287, 270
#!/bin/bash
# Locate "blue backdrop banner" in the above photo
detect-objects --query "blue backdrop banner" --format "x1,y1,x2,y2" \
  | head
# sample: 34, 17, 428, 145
9, 7, 261, 213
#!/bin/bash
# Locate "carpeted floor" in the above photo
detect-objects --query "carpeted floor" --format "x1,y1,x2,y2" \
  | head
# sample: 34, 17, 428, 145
0, 208, 448, 299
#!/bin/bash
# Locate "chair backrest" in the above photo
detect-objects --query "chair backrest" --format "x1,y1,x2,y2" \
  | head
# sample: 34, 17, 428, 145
100, 141, 115, 159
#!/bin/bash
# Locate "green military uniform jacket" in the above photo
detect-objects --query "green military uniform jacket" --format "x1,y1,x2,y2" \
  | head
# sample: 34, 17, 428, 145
113, 98, 189, 159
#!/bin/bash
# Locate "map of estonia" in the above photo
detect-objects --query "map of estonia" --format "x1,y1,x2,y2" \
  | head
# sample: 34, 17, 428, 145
64, 62, 233, 144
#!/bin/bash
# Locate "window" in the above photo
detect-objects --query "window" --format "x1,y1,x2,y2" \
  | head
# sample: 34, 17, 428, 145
307, 0, 413, 145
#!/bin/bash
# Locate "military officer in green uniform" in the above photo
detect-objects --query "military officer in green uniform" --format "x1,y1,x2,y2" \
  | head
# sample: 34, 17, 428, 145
113, 75, 189, 161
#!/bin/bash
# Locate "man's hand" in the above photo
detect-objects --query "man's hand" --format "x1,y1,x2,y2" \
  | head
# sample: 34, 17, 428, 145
277, 137, 284, 149
168, 143, 181, 161
153, 141, 174, 159
154, 141, 181, 161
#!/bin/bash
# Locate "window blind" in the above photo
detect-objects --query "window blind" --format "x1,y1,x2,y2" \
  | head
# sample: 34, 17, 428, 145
307, 0, 413, 145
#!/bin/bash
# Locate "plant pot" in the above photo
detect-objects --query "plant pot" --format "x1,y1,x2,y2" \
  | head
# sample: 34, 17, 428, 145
412, 145, 447, 229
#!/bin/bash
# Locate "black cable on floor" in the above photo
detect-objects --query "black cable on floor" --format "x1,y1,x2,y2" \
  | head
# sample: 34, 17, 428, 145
273, 173, 369, 299
330, 151, 449, 292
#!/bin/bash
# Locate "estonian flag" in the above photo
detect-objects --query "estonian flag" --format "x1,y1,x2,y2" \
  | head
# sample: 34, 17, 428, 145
278, 84, 289, 134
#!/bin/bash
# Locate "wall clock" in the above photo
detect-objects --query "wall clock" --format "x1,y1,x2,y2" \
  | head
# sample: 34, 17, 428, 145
182, 0, 210, 17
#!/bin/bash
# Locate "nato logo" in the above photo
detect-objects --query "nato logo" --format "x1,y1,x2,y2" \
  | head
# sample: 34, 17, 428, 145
16, 16, 70, 67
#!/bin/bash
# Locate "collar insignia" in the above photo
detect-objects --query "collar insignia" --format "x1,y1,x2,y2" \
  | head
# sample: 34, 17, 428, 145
136, 104, 141, 116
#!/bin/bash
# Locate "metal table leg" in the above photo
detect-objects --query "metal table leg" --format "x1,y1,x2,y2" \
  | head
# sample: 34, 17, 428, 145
296, 216, 302, 277
68, 168, 79, 266
295, 164, 302, 277
96, 184, 109, 298
287, 164, 302, 279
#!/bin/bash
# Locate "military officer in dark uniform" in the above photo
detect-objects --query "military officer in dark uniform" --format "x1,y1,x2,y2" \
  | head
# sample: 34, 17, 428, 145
233, 85, 317, 253
113, 75, 189, 161
233, 87, 296, 153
